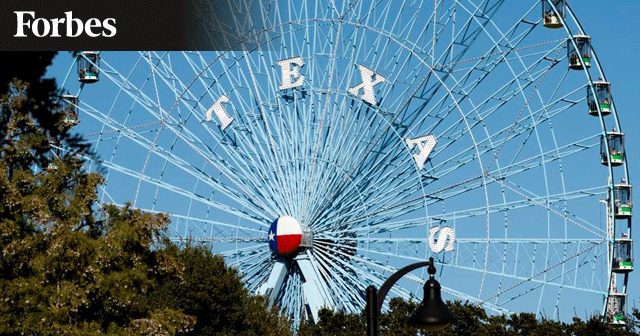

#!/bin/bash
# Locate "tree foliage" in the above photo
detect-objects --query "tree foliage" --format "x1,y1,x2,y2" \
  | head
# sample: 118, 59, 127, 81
152, 244, 292, 336
299, 298, 640, 336
0, 79, 191, 334
0, 52, 72, 145
0, 53, 291, 335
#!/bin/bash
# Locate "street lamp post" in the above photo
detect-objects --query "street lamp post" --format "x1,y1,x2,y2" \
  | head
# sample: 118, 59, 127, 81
366, 257, 456, 336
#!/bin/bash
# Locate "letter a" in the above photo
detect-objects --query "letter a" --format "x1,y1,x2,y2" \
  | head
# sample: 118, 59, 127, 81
206, 95, 234, 130
406, 135, 436, 170
348, 65, 385, 106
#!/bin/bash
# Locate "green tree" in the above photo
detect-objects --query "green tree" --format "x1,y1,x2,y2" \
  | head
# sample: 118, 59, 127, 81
297, 307, 365, 336
437, 300, 494, 336
0, 52, 70, 143
0, 53, 292, 335
0, 81, 195, 334
631, 308, 640, 331
379, 298, 420, 336
151, 243, 293, 336
299, 298, 640, 336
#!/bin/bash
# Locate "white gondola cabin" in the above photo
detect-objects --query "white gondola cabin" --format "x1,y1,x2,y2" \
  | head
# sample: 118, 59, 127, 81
567, 35, 591, 70
600, 131, 625, 166
61, 94, 79, 126
588, 81, 612, 116
612, 239, 633, 273
613, 182, 632, 217
606, 293, 627, 325
78, 51, 100, 83
542, 0, 565, 28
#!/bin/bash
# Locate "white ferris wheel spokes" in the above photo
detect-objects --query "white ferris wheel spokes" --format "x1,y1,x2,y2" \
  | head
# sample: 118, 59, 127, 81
59, 0, 632, 326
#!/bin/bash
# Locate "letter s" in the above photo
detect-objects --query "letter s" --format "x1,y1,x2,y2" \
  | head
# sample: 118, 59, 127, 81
429, 226, 455, 253
102, 18, 116, 37
14, 11, 35, 37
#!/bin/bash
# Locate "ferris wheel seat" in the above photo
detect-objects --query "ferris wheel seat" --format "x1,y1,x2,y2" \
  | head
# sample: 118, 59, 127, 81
63, 114, 80, 126
611, 155, 625, 165
612, 261, 633, 273
602, 155, 624, 166
569, 58, 591, 70
79, 73, 99, 83
609, 315, 627, 325
569, 63, 586, 70
543, 16, 563, 28
615, 207, 632, 217
589, 109, 611, 116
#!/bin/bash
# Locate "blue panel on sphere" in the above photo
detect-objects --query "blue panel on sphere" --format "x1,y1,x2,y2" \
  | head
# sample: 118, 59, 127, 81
269, 219, 278, 253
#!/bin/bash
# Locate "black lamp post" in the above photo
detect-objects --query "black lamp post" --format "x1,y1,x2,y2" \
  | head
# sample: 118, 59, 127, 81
366, 257, 456, 336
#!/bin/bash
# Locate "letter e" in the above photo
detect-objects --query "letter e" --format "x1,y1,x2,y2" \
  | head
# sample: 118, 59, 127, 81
85, 18, 101, 37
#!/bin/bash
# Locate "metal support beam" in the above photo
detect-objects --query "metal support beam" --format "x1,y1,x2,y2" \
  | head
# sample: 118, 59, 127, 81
296, 250, 335, 322
258, 259, 288, 309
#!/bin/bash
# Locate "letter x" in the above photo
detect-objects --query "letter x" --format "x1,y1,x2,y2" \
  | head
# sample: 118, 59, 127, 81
348, 65, 385, 106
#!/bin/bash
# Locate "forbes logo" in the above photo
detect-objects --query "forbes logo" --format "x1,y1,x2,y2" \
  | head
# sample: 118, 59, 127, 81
14, 11, 116, 37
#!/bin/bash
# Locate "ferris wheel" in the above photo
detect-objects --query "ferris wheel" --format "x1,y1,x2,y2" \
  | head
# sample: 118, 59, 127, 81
57, 0, 633, 326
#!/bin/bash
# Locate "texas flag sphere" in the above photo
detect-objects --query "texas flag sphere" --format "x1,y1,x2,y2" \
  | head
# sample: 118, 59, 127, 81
269, 216, 302, 257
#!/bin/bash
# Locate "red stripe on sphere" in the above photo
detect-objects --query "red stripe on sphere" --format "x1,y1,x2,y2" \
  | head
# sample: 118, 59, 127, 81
277, 234, 302, 254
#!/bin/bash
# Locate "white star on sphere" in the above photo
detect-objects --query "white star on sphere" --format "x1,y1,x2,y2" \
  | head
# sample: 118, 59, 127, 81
269, 231, 275, 241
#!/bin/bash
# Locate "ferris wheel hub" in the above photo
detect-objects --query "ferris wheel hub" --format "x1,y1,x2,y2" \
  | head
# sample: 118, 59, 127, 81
269, 216, 306, 257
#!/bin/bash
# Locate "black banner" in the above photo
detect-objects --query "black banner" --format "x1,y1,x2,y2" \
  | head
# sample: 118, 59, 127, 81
0, 0, 265, 50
